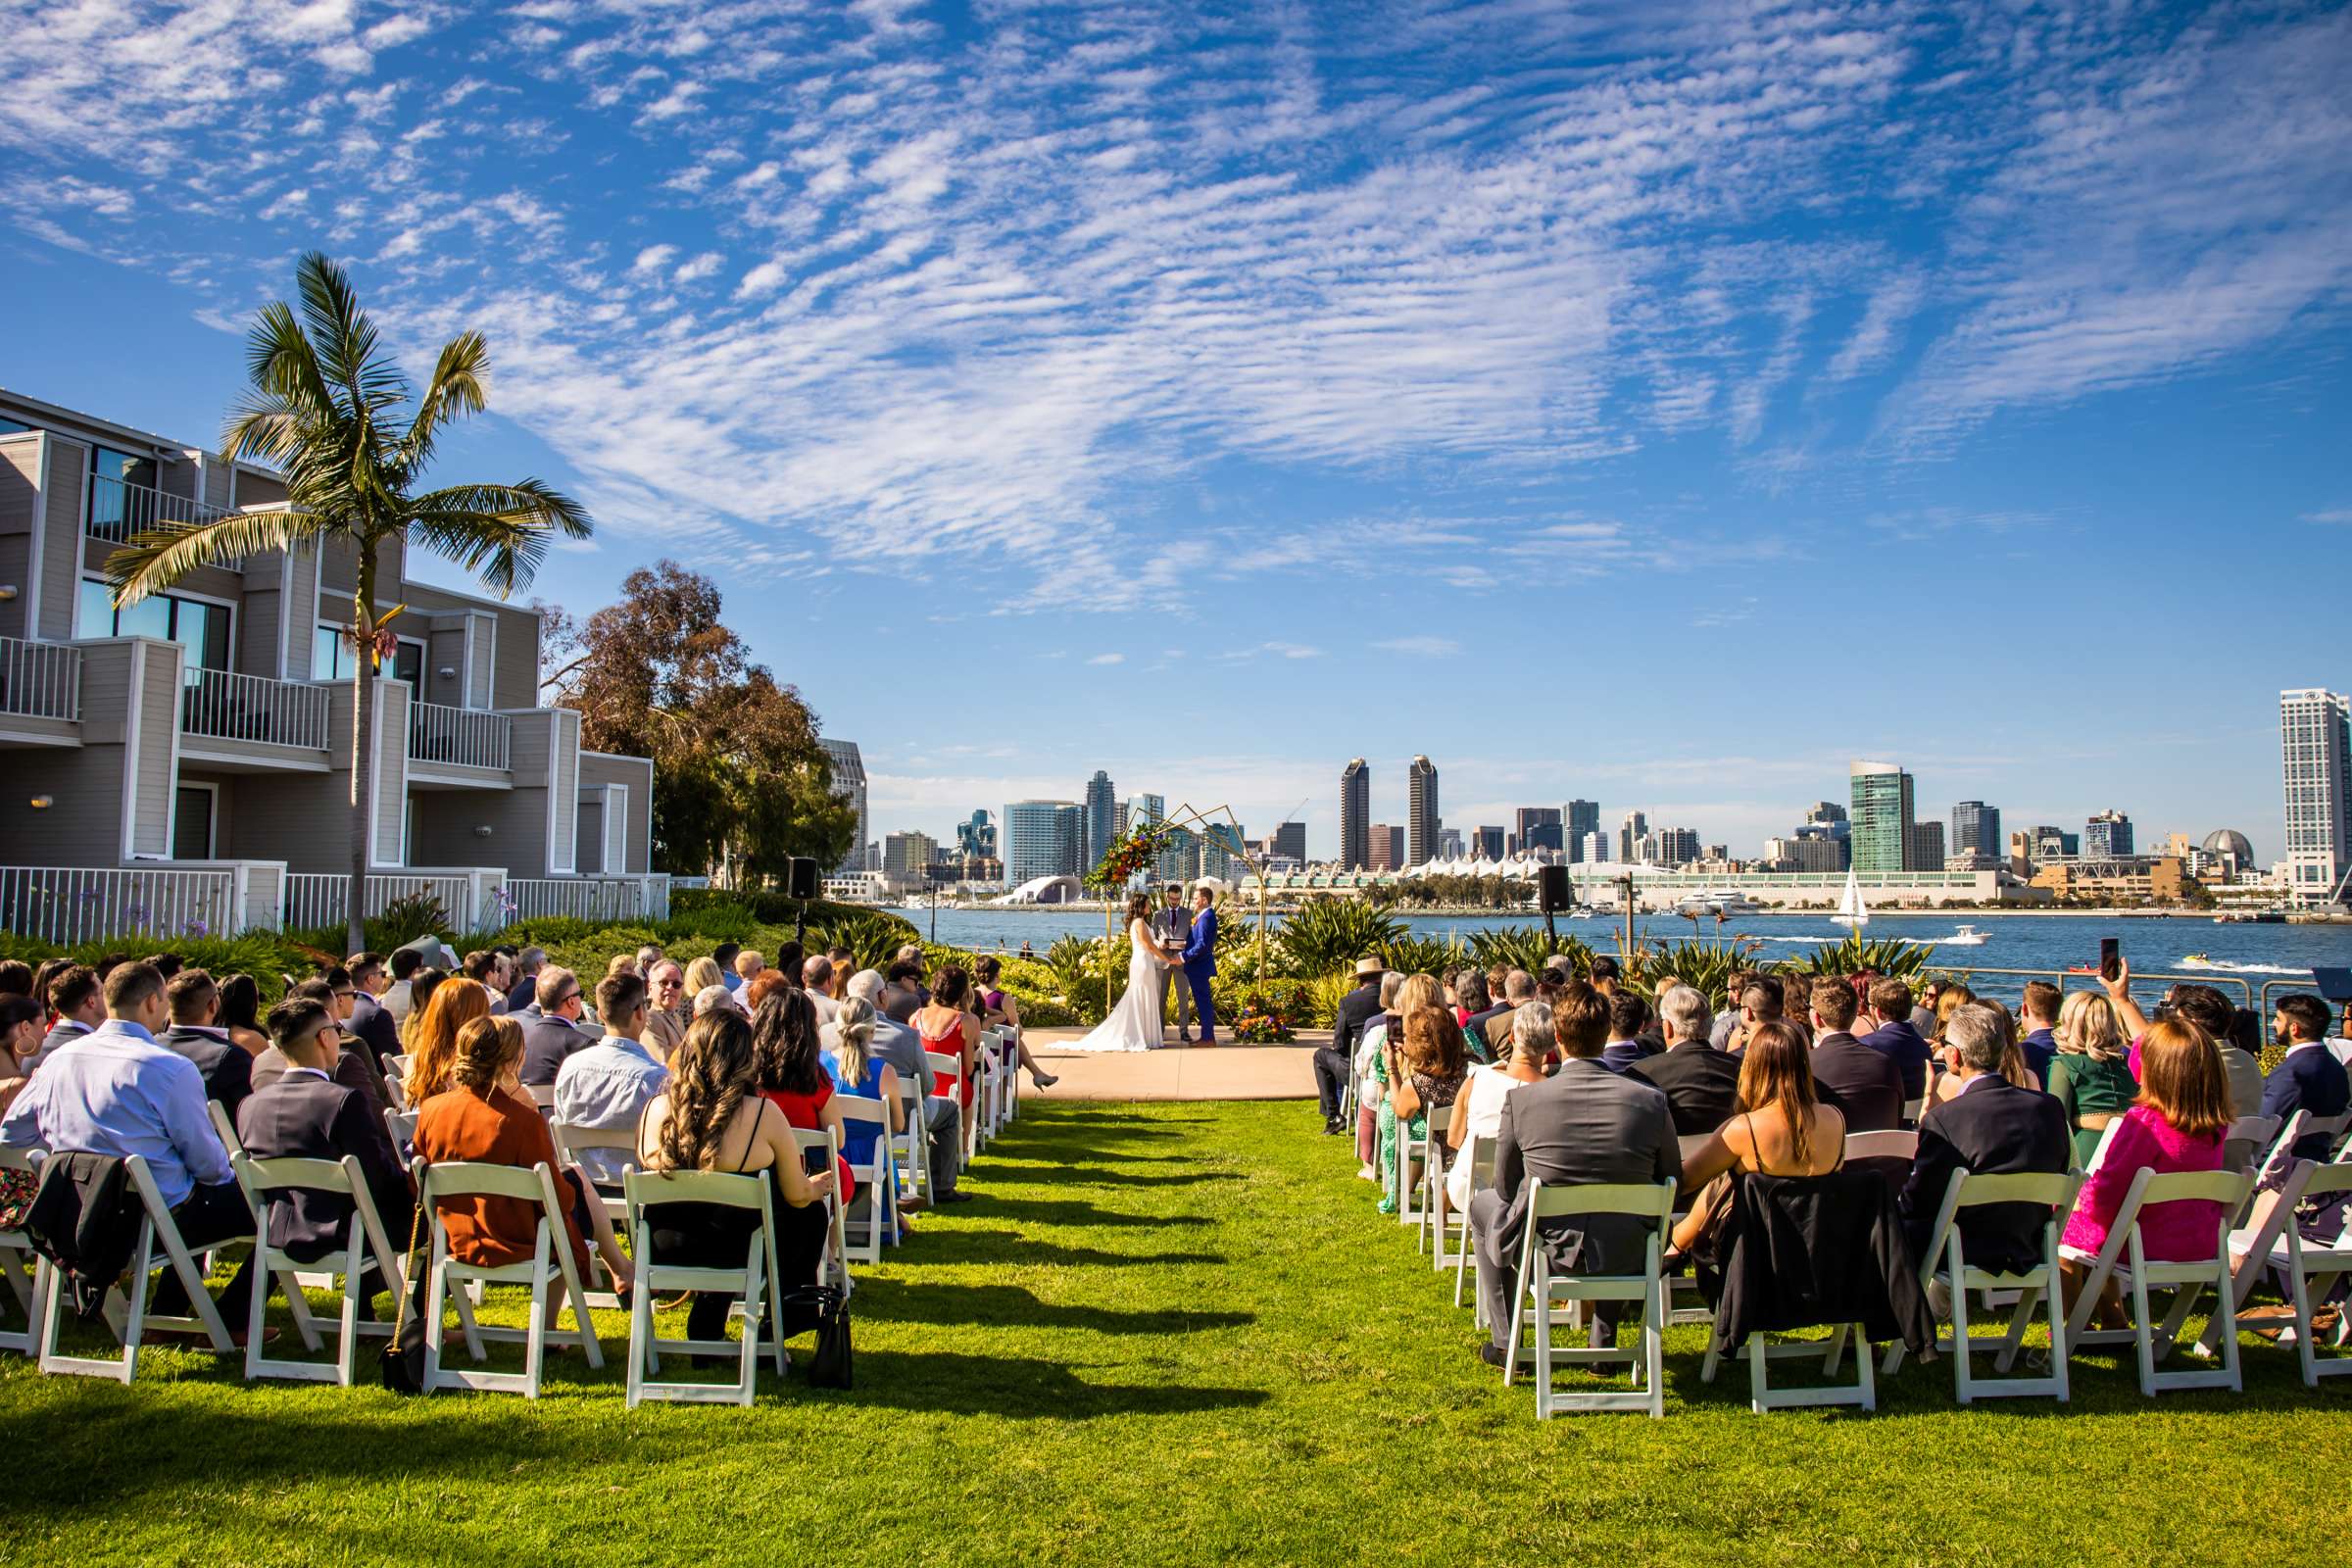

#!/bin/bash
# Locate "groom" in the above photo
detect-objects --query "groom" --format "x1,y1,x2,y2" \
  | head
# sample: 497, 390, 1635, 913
1180, 886, 1219, 1046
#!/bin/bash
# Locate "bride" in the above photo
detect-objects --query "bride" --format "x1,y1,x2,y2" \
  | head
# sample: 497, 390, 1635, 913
1065, 892, 1186, 1053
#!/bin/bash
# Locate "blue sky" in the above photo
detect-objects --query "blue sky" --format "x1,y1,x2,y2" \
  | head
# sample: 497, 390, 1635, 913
4, 0, 2348, 862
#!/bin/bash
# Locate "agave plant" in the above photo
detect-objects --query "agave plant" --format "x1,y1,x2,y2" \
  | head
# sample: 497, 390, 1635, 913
1275, 898, 1406, 977
1464, 925, 1593, 978
1781, 933, 1934, 980
1376, 933, 1467, 978
809, 909, 922, 972
1628, 937, 1763, 1006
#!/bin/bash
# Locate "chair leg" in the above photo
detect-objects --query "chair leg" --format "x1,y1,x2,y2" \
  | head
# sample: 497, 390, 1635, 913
522, 1244, 551, 1400
1950, 1279, 1974, 1404
1855, 1323, 1877, 1412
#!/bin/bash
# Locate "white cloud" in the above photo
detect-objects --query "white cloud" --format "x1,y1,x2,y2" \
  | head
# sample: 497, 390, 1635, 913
632, 244, 678, 273
1085, 652, 1124, 665
1372, 636, 1460, 658
2305, 510, 2352, 526
672, 251, 723, 283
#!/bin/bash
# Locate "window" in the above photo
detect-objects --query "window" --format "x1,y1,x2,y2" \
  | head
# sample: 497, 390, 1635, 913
314, 623, 422, 686
79, 578, 230, 679
0, 415, 30, 436
88, 446, 162, 540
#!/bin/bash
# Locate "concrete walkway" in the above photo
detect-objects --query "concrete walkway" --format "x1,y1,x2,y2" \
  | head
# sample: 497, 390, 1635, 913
1022, 1026, 1325, 1102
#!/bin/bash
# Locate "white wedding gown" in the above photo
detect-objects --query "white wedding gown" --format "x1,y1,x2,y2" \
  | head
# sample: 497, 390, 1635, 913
1065, 918, 1176, 1053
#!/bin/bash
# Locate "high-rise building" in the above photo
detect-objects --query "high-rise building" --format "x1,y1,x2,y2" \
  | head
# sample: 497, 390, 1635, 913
1580, 831, 1611, 864
1407, 755, 1440, 867
1950, 801, 2001, 860
1564, 800, 1600, 862
1200, 821, 1248, 883
1906, 820, 1945, 871
2083, 808, 2134, 859
1004, 800, 1085, 885
882, 830, 937, 879
1270, 820, 1306, 863
1765, 834, 1845, 872
817, 738, 869, 873
1368, 823, 1403, 871
1473, 825, 1505, 859
1850, 761, 1914, 873
955, 809, 996, 860
1084, 769, 1117, 869
1437, 826, 1463, 859
1340, 759, 1370, 869
1617, 809, 1648, 864
1515, 807, 1563, 853
1655, 826, 1700, 865
2282, 688, 2352, 902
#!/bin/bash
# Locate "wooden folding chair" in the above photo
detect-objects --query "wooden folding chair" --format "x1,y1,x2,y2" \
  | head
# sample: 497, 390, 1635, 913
1886, 1168, 2080, 1402
1502, 1179, 1675, 1418
2060, 1166, 2251, 1396
623, 1168, 785, 1407
232, 1152, 410, 1385
418, 1160, 604, 1397
788, 1125, 850, 1292
38, 1154, 252, 1382
0, 1145, 49, 1354
833, 1095, 896, 1266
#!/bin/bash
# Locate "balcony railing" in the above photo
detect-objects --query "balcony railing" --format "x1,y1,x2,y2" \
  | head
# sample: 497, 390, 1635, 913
179, 667, 330, 750
0, 864, 234, 943
282, 871, 478, 934
507, 874, 671, 924
0, 636, 80, 721
86, 473, 232, 546
410, 701, 511, 770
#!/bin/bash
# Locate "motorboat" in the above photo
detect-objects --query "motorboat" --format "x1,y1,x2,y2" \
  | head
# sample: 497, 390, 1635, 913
1936, 925, 1988, 946
1674, 889, 1762, 917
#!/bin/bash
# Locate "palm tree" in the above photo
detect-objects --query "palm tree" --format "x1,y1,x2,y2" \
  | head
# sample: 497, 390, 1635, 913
107, 251, 591, 951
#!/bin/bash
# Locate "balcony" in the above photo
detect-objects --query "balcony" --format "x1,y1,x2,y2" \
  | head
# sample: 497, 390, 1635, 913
410, 701, 512, 771
179, 667, 330, 751
86, 472, 233, 546
0, 636, 79, 722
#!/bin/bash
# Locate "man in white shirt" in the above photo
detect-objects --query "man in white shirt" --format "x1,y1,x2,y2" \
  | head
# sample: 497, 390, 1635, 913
27, 963, 103, 1074
553, 972, 669, 1186
804, 956, 840, 1024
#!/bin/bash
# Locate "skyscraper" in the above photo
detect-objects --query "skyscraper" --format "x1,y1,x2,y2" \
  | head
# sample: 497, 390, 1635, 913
817, 738, 869, 873
1514, 807, 1563, 853
1473, 825, 1505, 859
1368, 823, 1402, 871
1580, 831, 1611, 864
2282, 689, 2352, 902
1565, 800, 1599, 861
2083, 808, 2134, 859
1617, 809, 1648, 864
1004, 800, 1085, 885
1084, 769, 1117, 870
955, 809, 996, 860
1270, 820, 1306, 862
1655, 826, 1699, 865
1951, 801, 2001, 859
1907, 819, 1945, 871
882, 830, 937, 879
1340, 758, 1370, 869
1407, 755, 1440, 867
1850, 761, 1914, 873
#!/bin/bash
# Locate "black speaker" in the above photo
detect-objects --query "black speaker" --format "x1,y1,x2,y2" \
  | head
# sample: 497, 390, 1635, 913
786, 857, 821, 901
1538, 864, 1571, 912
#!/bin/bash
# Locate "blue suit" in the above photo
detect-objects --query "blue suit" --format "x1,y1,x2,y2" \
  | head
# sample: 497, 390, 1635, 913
1181, 906, 1219, 1044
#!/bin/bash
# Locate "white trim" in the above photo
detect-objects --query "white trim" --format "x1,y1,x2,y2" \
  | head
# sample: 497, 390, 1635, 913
274, 545, 292, 678
0, 389, 187, 459
544, 709, 579, 875
175, 779, 220, 859
121, 638, 147, 860
163, 642, 185, 858
607, 783, 628, 874
25, 433, 49, 639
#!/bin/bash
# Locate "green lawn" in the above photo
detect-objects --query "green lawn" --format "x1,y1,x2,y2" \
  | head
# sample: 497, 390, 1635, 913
2, 1100, 2346, 1565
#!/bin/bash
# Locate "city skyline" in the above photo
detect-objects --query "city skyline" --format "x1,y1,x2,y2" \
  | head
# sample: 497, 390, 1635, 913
4, 4, 2342, 864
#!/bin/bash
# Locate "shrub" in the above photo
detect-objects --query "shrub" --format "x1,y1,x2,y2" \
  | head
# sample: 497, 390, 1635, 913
809, 909, 924, 971
1465, 926, 1593, 978
0, 931, 318, 1003
1376, 934, 1466, 977
1276, 899, 1405, 976
1628, 938, 1760, 1006
1303, 970, 1360, 1028
1780, 934, 1934, 981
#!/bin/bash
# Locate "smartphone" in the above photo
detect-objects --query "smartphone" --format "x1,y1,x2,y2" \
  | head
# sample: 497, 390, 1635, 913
2098, 938, 2121, 982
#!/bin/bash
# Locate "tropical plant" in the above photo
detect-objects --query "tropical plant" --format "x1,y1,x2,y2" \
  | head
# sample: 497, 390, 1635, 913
1780, 933, 1934, 980
1276, 898, 1405, 976
1627, 938, 1763, 1006
371, 891, 451, 947
1376, 934, 1466, 977
811, 909, 924, 971
106, 251, 591, 951
1462, 925, 1592, 978
1303, 970, 1363, 1028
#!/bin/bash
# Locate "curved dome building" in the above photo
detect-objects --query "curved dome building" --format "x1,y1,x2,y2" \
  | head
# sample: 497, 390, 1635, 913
2202, 828, 2254, 866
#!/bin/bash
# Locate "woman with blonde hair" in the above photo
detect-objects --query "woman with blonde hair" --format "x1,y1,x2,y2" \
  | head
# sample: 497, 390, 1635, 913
2047, 990, 2138, 1165
824, 996, 906, 1237
1667, 1019, 1846, 1263
403, 975, 490, 1105
1370, 973, 1443, 1203
684, 955, 728, 1001
1920, 982, 1986, 1109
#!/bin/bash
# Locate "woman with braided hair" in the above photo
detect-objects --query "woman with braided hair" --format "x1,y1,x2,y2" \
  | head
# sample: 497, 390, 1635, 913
636, 1008, 836, 1347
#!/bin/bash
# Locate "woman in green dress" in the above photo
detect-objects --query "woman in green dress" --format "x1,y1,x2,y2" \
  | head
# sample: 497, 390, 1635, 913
2046, 989, 2138, 1165
1375, 973, 1443, 1212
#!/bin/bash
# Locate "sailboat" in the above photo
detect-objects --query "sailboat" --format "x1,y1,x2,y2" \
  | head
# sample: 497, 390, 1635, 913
1830, 869, 1870, 929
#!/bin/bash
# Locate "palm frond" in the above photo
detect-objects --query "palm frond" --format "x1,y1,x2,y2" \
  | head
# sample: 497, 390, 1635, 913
105, 512, 316, 605
294, 251, 408, 419
397, 331, 489, 477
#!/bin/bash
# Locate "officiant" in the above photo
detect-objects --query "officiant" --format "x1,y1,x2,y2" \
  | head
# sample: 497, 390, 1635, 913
1154, 884, 1195, 1043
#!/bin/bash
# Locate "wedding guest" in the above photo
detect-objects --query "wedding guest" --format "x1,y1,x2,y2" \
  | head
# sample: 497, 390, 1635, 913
803, 956, 840, 1024
1667, 1020, 1846, 1263
913, 967, 982, 1162
1481, 970, 1536, 1058
644, 960, 691, 1061
1628, 984, 1740, 1137
1861, 977, 1935, 1102
1445, 1002, 1550, 1214
398, 969, 447, 1049
1354, 970, 1406, 1174
711, 943, 744, 994
552, 973, 670, 1186
1385, 1003, 1468, 1214
2019, 981, 2063, 1084
158, 968, 253, 1121
1898, 1003, 2071, 1273
755, 987, 855, 1203
0, 996, 44, 1115
1371, 974, 1442, 1205
836, 967, 964, 1203
1807, 977, 1904, 1134
0, 961, 28, 1001
403, 976, 491, 1106
2046, 991, 2137, 1165
28, 963, 103, 1072
517, 967, 596, 1088
684, 956, 729, 1001
383, 946, 425, 1027
1319, 959, 1385, 1134
823, 997, 905, 1238
880, 959, 927, 1025
974, 956, 1056, 1090
1599, 993, 1649, 1073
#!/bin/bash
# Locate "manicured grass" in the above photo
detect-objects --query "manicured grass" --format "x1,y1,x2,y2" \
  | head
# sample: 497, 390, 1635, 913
2, 1100, 2347, 1565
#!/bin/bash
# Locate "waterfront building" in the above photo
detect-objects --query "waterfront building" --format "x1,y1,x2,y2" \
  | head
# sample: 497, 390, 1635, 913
1084, 769, 1117, 868
2019, 824, 2081, 863
819, 740, 870, 873
1907, 820, 1945, 873
956, 809, 997, 861
1654, 827, 1700, 866
2202, 828, 2256, 881
1950, 801, 2001, 860
1765, 834, 1845, 873
1515, 807, 1563, 853
1565, 800, 1600, 861
2084, 808, 2134, 859
1340, 759, 1370, 870
1004, 799, 1085, 884
1473, 824, 1505, 859
2281, 688, 2352, 903
882, 831, 936, 886
1580, 830, 1610, 864
1617, 810, 1648, 865
1407, 755, 1440, 867
1269, 820, 1306, 863
1849, 761, 1914, 874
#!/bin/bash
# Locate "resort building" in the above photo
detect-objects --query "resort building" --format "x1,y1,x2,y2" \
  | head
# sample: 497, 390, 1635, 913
1849, 760, 1914, 873
0, 389, 660, 940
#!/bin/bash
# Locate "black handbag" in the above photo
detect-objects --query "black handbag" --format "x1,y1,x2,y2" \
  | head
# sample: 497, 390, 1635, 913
781, 1284, 853, 1389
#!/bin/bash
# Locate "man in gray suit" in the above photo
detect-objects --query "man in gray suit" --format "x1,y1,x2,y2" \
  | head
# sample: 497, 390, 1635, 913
1152, 885, 1195, 1042
1468, 981, 1681, 1366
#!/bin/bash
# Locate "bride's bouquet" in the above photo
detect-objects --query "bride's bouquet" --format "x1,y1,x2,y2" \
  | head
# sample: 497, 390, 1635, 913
1084, 821, 1167, 893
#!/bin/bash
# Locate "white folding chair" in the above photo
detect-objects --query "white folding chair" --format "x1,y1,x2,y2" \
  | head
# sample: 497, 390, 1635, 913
2076, 1118, 2125, 1176
1843, 1130, 1918, 1162
2272, 1159, 2352, 1386
891, 1076, 931, 1211
1885, 1168, 2080, 1402
1446, 1133, 1495, 1307
622, 1168, 786, 1407
1396, 1118, 1429, 1232
2222, 1114, 2280, 1182
2060, 1166, 2251, 1396
232, 1152, 410, 1385
788, 1125, 850, 1292
1693, 1175, 1882, 1414
551, 1123, 637, 1228
2189, 1153, 2318, 1362
833, 1095, 896, 1266
418, 1160, 603, 1397
208, 1101, 244, 1157
38, 1154, 251, 1382
525, 1083, 558, 1113
384, 1108, 418, 1152
1417, 1118, 1450, 1255
1502, 1179, 1675, 1418
0, 1146, 50, 1354
1901, 1096, 1925, 1126
926, 1050, 969, 1168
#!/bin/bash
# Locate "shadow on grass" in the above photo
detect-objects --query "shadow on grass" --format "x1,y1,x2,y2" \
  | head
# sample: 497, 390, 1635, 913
857, 1279, 1254, 1336
1018, 1167, 1245, 1189
828, 1348, 1270, 1418
896, 1234, 1228, 1269
963, 1195, 1213, 1229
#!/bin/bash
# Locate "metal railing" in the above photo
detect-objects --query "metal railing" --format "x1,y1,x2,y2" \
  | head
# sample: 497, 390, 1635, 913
1917, 962, 2256, 1011
85, 472, 232, 546
506, 874, 670, 923
0, 636, 80, 721
178, 666, 330, 750
282, 872, 475, 934
409, 701, 512, 770
0, 864, 235, 943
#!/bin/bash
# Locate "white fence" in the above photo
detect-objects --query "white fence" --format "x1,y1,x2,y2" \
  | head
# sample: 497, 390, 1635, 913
85, 472, 232, 546
282, 871, 477, 933
179, 667, 331, 749
0, 636, 80, 721
506, 874, 670, 924
410, 701, 512, 770
0, 864, 236, 943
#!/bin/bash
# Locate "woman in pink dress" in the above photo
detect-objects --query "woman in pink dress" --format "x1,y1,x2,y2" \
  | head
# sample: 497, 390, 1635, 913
2058, 1016, 2230, 1331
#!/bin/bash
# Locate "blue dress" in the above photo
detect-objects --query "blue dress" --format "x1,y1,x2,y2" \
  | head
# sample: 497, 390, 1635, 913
824, 1050, 902, 1240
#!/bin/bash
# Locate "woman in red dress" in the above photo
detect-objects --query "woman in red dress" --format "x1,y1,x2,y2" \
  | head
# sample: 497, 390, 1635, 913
750, 986, 853, 1203
914, 966, 982, 1155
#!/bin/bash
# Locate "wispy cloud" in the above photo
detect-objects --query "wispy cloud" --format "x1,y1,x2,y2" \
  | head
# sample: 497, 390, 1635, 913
1085, 652, 1125, 665
2303, 509, 2352, 526
1373, 636, 1460, 658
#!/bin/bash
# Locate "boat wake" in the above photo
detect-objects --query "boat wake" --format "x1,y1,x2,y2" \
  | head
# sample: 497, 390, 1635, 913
2180, 956, 2311, 976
